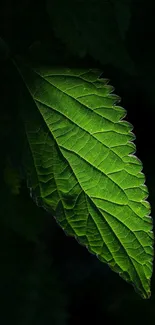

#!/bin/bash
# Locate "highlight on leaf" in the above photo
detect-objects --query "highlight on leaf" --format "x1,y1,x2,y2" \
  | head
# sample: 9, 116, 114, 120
15, 58, 154, 299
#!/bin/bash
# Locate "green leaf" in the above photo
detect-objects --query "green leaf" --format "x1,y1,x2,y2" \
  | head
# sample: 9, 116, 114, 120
16, 59, 153, 299
46, 0, 135, 74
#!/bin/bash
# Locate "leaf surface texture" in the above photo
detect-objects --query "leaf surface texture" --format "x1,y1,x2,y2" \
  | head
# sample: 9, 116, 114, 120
16, 60, 153, 298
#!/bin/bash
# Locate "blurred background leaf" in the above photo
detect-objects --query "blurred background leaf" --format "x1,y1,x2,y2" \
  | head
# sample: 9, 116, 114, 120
46, 0, 136, 74
112, 0, 131, 40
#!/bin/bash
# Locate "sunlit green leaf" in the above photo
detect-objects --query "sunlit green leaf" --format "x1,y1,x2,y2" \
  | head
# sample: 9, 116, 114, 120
16, 59, 153, 298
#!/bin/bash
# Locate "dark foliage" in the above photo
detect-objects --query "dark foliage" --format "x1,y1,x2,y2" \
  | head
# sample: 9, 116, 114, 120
0, 0, 155, 323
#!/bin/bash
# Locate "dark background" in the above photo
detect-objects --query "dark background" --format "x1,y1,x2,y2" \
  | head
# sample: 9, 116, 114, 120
0, 0, 155, 324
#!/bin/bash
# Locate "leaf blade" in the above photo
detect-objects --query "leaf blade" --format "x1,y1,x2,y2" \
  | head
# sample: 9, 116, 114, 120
16, 60, 154, 298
